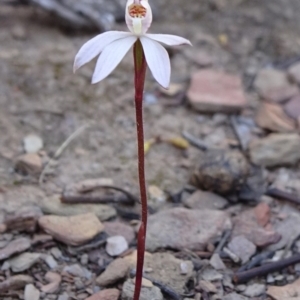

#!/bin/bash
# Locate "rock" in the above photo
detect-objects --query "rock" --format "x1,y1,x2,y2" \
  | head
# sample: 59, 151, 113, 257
148, 185, 167, 210
0, 238, 31, 261
255, 102, 296, 132
187, 69, 247, 113
58, 293, 69, 300
249, 134, 300, 167
228, 236, 256, 264
4, 206, 43, 233
191, 149, 249, 195
41, 195, 116, 221
210, 253, 226, 270
284, 94, 300, 120
41, 272, 61, 293
106, 236, 128, 256
267, 278, 300, 300
223, 292, 248, 300
86, 288, 120, 300
80, 253, 88, 265
23, 134, 43, 153
24, 284, 40, 300
254, 202, 270, 227
200, 267, 223, 281
159, 83, 184, 97
9, 252, 41, 272
103, 221, 135, 244
63, 264, 92, 279
267, 213, 300, 251
96, 258, 130, 286
183, 190, 228, 210
38, 213, 103, 246
0, 275, 33, 293
122, 279, 163, 300
196, 280, 217, 293
42, 254, 58, 269
254, 69, 298, 102
15, 153, 42, 174
11, 25, 27, 40
232, 207, 280, 247
146, 207, 231, 251
242, 283, 265, 297
288, 62, 300, 85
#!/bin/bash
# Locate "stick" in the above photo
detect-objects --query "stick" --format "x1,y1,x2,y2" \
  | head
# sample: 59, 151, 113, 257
266, 188, 300, 205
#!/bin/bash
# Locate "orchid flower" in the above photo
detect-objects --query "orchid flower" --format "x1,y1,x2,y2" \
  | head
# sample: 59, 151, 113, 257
73, 0, 191, 89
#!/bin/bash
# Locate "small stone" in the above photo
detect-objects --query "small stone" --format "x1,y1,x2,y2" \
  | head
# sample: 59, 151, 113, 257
96, 258, 130, 286
267, 274, 275, 284
148, 185, 166, 210
183, 190, 228, 210
223, 292, 248, 300
284, 94, 300, 120
41, 195, 116, 221
15, 153, 42, 174
197, 280, 217, 293
146, 207, 231, 251
255, 102, 296, 132
39, 213, 104, 246
122, 279, 163, 300
80, 253, 89, 265
249, 133, 300, 167
50, 247, 63, 260
267, 278, 300, 299
0, 238, 31, 261
210, 253, 226, 270
159, 83, 184, 97
24, 284, 40, 300
0, 275, 33, 293
187, 69, 247, 113
57, 292, 69, 300
23, 134, 43, 153
42, 254, 58, 269
63, 264, 92, 279
200, 267, 223, 281
180, 262, 190, 275
103, 221, 135, 244
106, 236, 128, 256
254, 68, 298, 102
9, 252, 41, 272
228, 236, 256, 264
254, 202, 270, 227
41, 272, 61, 293
242, 283, 265, 297
288, 62, 300, 85
141, 278, 153, 288
86, 288, 120, 300
11, 25, 27, 40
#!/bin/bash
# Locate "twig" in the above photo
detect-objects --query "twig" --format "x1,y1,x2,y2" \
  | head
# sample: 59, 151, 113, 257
181, 131, 208, 151
266, 188, 300, 205
233, 253, 300, 283
39, 124, 89, 184
238, 251, 274, 272
214, 230, 231, 254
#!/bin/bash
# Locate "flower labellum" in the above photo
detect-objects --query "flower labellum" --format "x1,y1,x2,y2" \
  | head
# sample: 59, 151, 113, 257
73, 0, 191, 89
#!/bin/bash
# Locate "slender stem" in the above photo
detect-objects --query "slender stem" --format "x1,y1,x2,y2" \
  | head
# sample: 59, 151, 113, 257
133, 40, 147, 300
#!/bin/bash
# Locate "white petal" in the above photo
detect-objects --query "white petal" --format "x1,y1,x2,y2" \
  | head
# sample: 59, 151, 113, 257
140, 36, 170, 89
92, 35, 137, 84
73, 31, 132, 72
145, 34, 192, 46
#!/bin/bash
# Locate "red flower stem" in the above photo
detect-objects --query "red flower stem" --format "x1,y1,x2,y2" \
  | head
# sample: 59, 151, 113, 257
133, 40, 147, 300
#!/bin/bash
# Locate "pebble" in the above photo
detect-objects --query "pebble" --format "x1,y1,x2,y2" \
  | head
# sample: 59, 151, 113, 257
228, 236, 256, 264
42, 254, 58, 269
180, 261, 190, 275
0, 275, 33, 293
23, 134, 43, 153
255, 102, 296, 132
187, 69, 247, 113
63, 264, 92, 279
267, 273, 275, 284
122, 279, 163, 300
41, 195, 116, 221
146, 207, 231, 251
197, 280, 217, 294
106, 235, 128, 256
0, 238, 31, 261
209, 253, 226, 270
15, 153, 42, 174
50, 247, 63, 260
86, 288, 120, 300
24, 284, 40, 300
80, 253, 89, 265
284, 94, 300, 120
103, 221, 135, 244
200, 267, 223, 281
41, 272, 61, 293
57, 293, 69, 300
96, 258, 130, 286
267, 278, 300, 300
223, 292, 248, 300
183, 190, 228, 210
249, 133, 300, 167
39, 213, 104, 246
9, 252, 41, 272
242, 283, 265, 297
